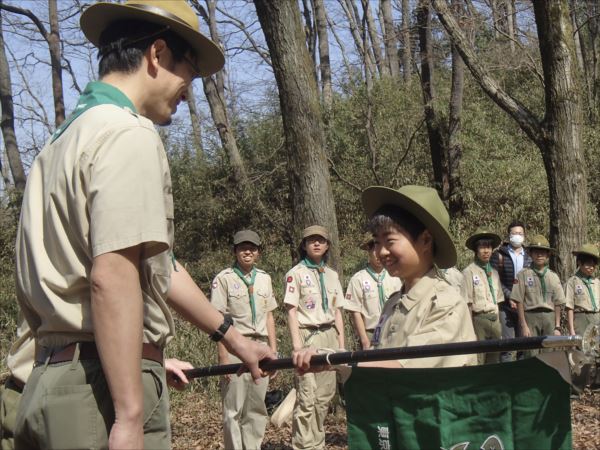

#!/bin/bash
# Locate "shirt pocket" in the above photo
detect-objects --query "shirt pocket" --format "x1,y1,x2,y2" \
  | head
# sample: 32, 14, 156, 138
227, 288, 250, 318
300, 286, 320, 311
255, 288, 271, 312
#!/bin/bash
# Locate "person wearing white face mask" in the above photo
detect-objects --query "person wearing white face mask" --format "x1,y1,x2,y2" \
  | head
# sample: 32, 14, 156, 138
490, 220, 532, 362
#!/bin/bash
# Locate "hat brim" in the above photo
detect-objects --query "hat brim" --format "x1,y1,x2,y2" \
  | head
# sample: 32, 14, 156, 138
527, 244, 556, 253
270, 388, 296, 428
572, 250, 599, 260
80, 3, 224, 77
361, 186, 456, 268
465, 233, 501, 251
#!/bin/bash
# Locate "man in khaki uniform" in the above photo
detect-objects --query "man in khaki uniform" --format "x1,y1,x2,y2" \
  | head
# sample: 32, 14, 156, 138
461, 229, 505, 364
13, 2, 273, 449
511, 235, 565, 358
285, 225, 345, 450
344, 233, 402, 349
211, 230, 277, 450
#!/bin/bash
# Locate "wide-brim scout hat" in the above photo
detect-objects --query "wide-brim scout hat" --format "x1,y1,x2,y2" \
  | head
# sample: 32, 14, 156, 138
270, 388, 296, 428
527, 234, 555, 252
233, 230, 261, 247
359, 232, 375, 250
301, 225, 330, 243
361, 185, 456, 268
80, 0, 224, 77
572, 243, 600, 261
465, 229, 501, 252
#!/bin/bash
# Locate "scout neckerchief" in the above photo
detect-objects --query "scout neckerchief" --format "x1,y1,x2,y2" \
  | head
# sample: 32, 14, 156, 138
232, 263, 257, 325
532, 265, 549, 303
576, 270, 598, 311
301, 257, 328, 312
475, 259, 496, 304
365, 265, 386, 308
51, 81, 136, 143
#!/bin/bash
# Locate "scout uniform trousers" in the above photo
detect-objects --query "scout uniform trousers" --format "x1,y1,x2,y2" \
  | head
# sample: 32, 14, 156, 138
1, 377, 24, 450
472, 312, 501, 365
292, 326, 338, 450
14, 344, 170, 450
573, 311, 600, 389
523, 310, 555, 358
220, 347, 269, 450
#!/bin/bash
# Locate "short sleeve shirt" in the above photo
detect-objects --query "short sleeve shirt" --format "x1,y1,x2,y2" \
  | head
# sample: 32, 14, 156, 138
211, 267, 278, 337
343, 268, 402, 330
565, 275, 599, 312
283, 263, 345, 327
15, 102, 175, 348
510, 267, 565, 311
461, 262, 504, 314
372, 269, 477, 368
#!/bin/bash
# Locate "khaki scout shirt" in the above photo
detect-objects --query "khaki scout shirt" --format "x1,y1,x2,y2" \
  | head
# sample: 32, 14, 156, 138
15, 103, 175, 348
442, 267, 464, 290
461, 262, 504, 314
565, 275, 600, 312
343, 268, 402, 330
372, 269, 477, 368
511, 267, 566, 311
211, 267, 278, 337
6, 314, 35, 385
283, 263, 344, 327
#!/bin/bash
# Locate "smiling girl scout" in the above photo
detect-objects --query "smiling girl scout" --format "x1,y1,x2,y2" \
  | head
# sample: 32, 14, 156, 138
344, 233, 403, 350
359, 185, 477, 369
510, 235, 566, 358
284, 225, 345, 450
461, 229, 504, 364
210, 230, 278, 450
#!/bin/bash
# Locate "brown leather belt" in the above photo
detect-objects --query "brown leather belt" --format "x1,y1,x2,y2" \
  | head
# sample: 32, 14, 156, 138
300, 323, 334, 331
36, 342, 163, 365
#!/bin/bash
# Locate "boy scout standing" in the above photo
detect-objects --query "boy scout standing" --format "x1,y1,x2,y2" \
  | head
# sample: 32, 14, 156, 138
511, 235, 565, 358
211, 230, 278, 450
461, 230, 505, 364
13, 2, 272, 448
344, 233, 402, 349
285, 225, 345, 450
565, 244, 600, 389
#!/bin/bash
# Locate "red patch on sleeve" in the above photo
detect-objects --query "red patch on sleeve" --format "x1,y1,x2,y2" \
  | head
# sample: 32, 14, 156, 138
346, 293, 352, 300
287, 276, 293, 283
513, 279, 519, 284
211, 281, 218, 289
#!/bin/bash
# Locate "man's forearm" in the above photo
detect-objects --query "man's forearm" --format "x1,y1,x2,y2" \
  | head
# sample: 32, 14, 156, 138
91, 246, 144, 425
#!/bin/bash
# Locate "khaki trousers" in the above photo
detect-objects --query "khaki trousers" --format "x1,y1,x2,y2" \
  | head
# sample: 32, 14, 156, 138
472, 313, 501, 365
523, 310, 555, 358
15, 356, 170, 450
292, 327, 338, 450
220, 352, 269, 450
572, 312, 600, 389
1, 379, 23, 450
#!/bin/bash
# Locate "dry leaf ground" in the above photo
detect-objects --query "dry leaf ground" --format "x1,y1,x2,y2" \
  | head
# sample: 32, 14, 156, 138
171, 389, 599, 450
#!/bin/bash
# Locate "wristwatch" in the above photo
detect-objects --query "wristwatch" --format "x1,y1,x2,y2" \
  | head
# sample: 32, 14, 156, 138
210, 314, 233, 342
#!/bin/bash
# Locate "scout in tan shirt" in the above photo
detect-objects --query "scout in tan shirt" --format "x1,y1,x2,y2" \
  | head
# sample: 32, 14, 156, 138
461, 229, 504, 364
344, 233, 402, 349
13, 3, 274, 449
565, 244, 600, 336
291, 186, 478, 375
511, 235, 565, 358
285, 225, 345, 450
211, 230, 277, 450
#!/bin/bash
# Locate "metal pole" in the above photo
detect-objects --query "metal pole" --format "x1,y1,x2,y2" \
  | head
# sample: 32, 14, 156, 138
183, 335, 586, 379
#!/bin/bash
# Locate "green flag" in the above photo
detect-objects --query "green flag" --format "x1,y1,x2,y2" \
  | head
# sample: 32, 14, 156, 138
345, 356, 572, 450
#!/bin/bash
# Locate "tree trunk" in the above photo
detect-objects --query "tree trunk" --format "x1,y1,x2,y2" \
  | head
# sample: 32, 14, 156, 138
340, 0, 376, 80
0, 9, 26, 191
47, 0, 64, 126
380, 0, 399, 77
253, 0, 342, 275
361, 0, 388, 77
400, 0, 412, 81
301, 0, 318, 83
313, 0, 332, 108
432, 0, 587, 279
186, 85, 203, 155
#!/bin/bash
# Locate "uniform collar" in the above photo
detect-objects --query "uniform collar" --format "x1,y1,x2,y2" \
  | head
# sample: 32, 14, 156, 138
399, 268, 438, 312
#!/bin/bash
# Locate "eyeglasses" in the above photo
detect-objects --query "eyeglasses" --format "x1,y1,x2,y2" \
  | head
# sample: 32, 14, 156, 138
182, 54, 201, 80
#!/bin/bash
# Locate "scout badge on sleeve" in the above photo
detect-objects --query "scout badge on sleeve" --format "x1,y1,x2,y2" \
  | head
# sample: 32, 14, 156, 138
575, 285, 583, 295
472, 275, 480, 286
527, 276, 534, 287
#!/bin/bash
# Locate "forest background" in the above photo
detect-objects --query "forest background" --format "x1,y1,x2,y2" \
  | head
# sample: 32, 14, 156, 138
1, 0, 600, 425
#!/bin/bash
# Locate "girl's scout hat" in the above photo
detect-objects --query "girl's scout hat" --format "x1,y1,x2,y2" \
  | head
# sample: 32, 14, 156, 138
80, 0, 224, 77
465, 229, 501, 251
361, 185, 456, 268
526, 234, 555, 252
301, 225, 330, 242
233, 230, 261, 247
572, 243, 600, 261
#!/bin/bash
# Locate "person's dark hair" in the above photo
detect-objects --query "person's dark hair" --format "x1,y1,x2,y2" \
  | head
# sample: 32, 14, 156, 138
576, 255, 598, 267
507, 220, 526, 234
368, 206, 426, 241
98, 20, 193, 77
474, 238, 494, 251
